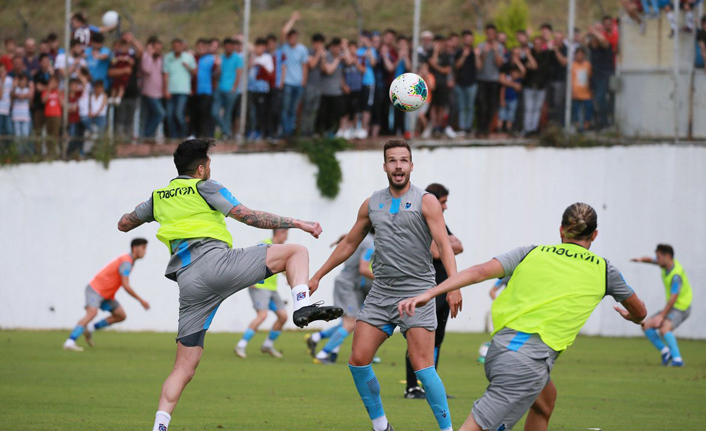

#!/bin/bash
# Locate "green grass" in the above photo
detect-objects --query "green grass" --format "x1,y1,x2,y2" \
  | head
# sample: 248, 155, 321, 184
0, 330, 704, 430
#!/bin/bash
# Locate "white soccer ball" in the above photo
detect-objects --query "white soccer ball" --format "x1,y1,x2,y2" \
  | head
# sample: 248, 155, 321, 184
102, 11, 120, 27
389, 72, 428, 112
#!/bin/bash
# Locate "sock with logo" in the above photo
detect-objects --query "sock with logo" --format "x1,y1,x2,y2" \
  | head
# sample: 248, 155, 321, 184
415, 366, 452, 430
291, 285, 311, 311
349, 363, 387, 430
94, 319, 110, 330
69, 325, 85, 341
152, 411, 171, 431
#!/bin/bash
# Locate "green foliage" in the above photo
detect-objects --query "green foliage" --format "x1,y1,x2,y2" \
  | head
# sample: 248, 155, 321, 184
539, 125, 607, 148
0, 141, 19, 166
91, 137, 116, 169
495, 0, 530, 48
296, 137, 351, 199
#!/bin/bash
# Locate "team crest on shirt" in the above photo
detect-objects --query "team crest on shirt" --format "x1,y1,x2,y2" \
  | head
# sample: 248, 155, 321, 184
405, 201, 412, 209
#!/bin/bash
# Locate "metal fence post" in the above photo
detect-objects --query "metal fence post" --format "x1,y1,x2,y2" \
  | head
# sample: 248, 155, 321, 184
409, 0, 421, 139
237, 0, 251, 145
564, 0, 576, 137
673, 0, 680, 144
63, 0, 71, 156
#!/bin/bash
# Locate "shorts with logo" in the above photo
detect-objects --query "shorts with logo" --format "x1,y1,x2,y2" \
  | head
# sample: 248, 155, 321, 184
85, 285, 120, 312
249, 287, 285, 312
659, 306, 691, 330
472, 329, 558, 431
334, 278, 367, 317
176, 244, 269, 347
357, 287, 437, 336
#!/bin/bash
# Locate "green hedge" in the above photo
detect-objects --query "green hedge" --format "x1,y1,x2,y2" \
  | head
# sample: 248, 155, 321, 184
296, 137, 351, 199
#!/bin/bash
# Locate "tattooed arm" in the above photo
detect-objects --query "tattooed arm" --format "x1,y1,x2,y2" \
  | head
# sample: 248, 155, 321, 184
118, 211, 145, 232
229, 204, 322, 238
309, 199, 371, 292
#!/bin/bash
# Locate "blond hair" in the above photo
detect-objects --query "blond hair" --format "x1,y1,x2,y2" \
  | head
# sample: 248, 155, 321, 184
561, 203, 597, 239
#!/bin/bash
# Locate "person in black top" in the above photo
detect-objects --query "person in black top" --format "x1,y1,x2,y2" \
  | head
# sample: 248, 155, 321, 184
429, 35, 454, 137
454, 30, 480, 135
404, 183, 464, 399
585, 23, 614, 130
111, 32, 144, 141
32, 54, 53, 146
522, 37, 552, 135
545, 29, 568, 126
696, 15, 706, 68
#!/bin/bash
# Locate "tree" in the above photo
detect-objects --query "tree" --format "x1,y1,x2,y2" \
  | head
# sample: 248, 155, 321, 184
495, 0, 529, 48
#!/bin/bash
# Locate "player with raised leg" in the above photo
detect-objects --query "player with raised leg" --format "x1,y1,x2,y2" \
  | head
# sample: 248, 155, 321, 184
235, 229, 290, 359
116, 139, 343, 431
309, 140, 458, 431
399, 203, 647, 431
632, 244, 692, 367
63, 238, 150, 351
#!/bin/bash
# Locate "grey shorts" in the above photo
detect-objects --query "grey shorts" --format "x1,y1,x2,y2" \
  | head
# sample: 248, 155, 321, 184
334, 278, 367, 317
249, 287, 285, 312
472, 340, 556, 430
175, 245, 269, 345
356, 288, 437, 337
84, 285, 120, 312
661, 307, 691, 330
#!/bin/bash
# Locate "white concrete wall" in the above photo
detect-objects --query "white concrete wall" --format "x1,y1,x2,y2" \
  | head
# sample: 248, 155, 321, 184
1, 145, 705, 339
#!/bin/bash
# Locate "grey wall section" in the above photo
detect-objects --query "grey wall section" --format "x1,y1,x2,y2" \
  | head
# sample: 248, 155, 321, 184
0, 145, 705, 339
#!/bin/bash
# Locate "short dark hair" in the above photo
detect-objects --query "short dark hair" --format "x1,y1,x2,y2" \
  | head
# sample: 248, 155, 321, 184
434, 35, 446, 42
131, 238, 148, 248
540, 23, 553, 31
91, 32, 104, 44
426, 183, 449, 199
223, 37, 235, 45
330, 37, 342, 46
93, 79, 105, 87
701, 14, 706, 25
196, 38, 208, 45
70, 39, 81, 48
72, 12, 87, 24
174, 139, 215, 175
312, 33, 325, 43
147, 36, 161, 45
383, 28, 397, 36
287, 29, 298, 38
602, 15, 612, 22
255, 38, 267, 46
266, 34, 277, 42
47, 33, 59, 42
485, 23, 497, 31
656, 244, 674, 258
383, 139, 411, 160
360, 31, 372, 39
461, 30, 473, 37
575, 46, 586, 55
38, 53, 50, 62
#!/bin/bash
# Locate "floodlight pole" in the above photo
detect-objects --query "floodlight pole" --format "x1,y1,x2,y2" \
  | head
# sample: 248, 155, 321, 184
409, 0, 421, 140
63, 0, 71, 155
237, 0, 251, 145
672, 0, 680, 144
564, 0, 576, 136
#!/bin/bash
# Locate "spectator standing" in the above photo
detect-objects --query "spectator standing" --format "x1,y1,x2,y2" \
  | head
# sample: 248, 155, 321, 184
163, 38, 197, 139
77, 68, 92, 142
318, 38, 346, 136
88, 80, 108, 137
66, 78, 83, 157
280, 11, 309, 138
267, 34, 285, 139
55, 40, 87, 83
391, 36, 411, 137
85, 33, 111, 86
24, 38, 40, 75
32, 54, 54, 145
475, 24, 505, 137
11, 74, 32, 154
454, 30, 479, 136
139, 37, 165, 139
41, 75, 63, 158
247, 38, 274, 140
70, 12, 101, 47
417, 62, 436, 136
498, 47, 526, 133
697, 15, 706, 69
301, 34, 326, 137
108, 40, 134, 105
111, 32, 143, 141
212, 38, 242, 140
355, 31, 377, 139
193, 39, 220, 137
1, 38, 16, 72
522, 36, 552, 135
418, 30, 434, 63
338, 40, 365, 139
0, 63, 12, 139
47, 33, 64, 64
586, 23, 614, 130
546, 31, 568, 126
571, 47, 593, 132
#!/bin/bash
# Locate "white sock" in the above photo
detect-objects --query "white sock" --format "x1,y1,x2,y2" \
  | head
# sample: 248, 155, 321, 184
686, 11, 694, 30
237, 339, 248, 349
153, 411, 171, 431
316, 350, 328, 360
372, 416, 388, 431
311, 332, 322, 343
667, 11, 677, 30
674, 356, 683, 362
262, 338, 274, 348
441, 428, 453, 431
332, 345, 341, 354
291, 285, 311, 311
661, 346, 670, 355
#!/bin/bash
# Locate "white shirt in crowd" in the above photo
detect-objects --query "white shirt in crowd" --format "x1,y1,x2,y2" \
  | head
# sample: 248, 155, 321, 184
0, 76, 13, 116
78, 82, 92, 118
55, 54, 88, 80
89, 92, 107, 117
12, 87, 31, 122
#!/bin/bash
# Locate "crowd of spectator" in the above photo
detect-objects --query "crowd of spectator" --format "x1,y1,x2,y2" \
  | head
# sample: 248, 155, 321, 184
0, 8, 705, 159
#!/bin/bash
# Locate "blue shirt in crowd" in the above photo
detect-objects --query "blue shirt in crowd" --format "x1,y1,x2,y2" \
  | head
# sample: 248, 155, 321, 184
85, 46, 111, 84
197, 54, 216, 95
357, 46, 378, 86
282, 43, 309, 86
273, 49, 286, 88
219, 52, 244, 93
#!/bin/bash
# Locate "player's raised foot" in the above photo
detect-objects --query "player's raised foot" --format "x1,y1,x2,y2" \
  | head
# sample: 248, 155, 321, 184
313, 356, 336, 365
305, 333, 318, 357
234, 345, 247, 359
661, 350, 672, 366
371, 423, 394, 431
63, 339, 84, 352
404, 386, 426, 399
670, 359, 684, 367
83, 327, 94, 347
261, 345, 283, 358
293, 302, 344, 328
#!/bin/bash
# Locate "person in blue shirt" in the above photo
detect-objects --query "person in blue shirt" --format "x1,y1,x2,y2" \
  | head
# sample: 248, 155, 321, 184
212, 38, 242, 139
85, 33, 111, 88
355, 31, 378, 140
247, 38, 275, 141
280, 11, 310, 138
193, 38, 220, 138
267, 35, 285, 139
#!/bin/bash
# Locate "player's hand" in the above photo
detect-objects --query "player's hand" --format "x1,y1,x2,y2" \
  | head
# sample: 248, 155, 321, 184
291, 10, 301, 21
489, 288, 497, 300
446, 290, 463, 318
299, 220, 323, 239
308, 277, 320, 296
652, 314, 664, 328
398, 292, 432, 318
141, 300, 151, 310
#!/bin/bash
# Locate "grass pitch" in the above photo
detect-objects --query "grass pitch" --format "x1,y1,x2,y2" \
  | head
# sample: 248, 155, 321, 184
0, 330, 704, 430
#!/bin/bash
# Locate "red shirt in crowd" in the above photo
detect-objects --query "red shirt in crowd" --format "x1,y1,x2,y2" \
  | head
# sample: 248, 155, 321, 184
0, 54, 12, 72
43, 90, 63, 117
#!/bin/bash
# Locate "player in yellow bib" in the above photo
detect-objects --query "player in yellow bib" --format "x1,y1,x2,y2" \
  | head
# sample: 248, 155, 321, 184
399, 203, 647, 431
632, 244, 692, 367
235, 230, 289, 358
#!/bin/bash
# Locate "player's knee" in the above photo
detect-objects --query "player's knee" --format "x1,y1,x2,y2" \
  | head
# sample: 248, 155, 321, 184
348, 352, 370, 367
291, 244, 308, 260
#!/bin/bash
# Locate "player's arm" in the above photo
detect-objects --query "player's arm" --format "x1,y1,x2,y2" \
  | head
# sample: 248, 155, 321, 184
400, 258, 505, 317
430, 234, 463, 259
118, 211, 146, 232
614, 294, 647, 324
120, 275, 150, 310
489, 278, 505, 300
422, 194, 461, 316
630, 256, 658, 265
228, 204, 322, 238
309, 199, 372, 291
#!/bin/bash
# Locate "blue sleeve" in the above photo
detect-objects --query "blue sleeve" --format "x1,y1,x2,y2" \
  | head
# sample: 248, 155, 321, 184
362, 247, 374, 262
197, 179, 240, 215
89, 25, 100, 32
494, 279, 504, 287
118, 262, 132, 277
670, 275, 682, 295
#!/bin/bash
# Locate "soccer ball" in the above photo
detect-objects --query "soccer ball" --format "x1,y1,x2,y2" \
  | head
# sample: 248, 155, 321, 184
102, 11, 120, 27
389, 73, 428, 112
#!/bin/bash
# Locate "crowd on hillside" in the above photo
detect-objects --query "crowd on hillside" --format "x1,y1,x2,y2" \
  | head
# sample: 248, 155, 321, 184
1, 9, 705, 158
